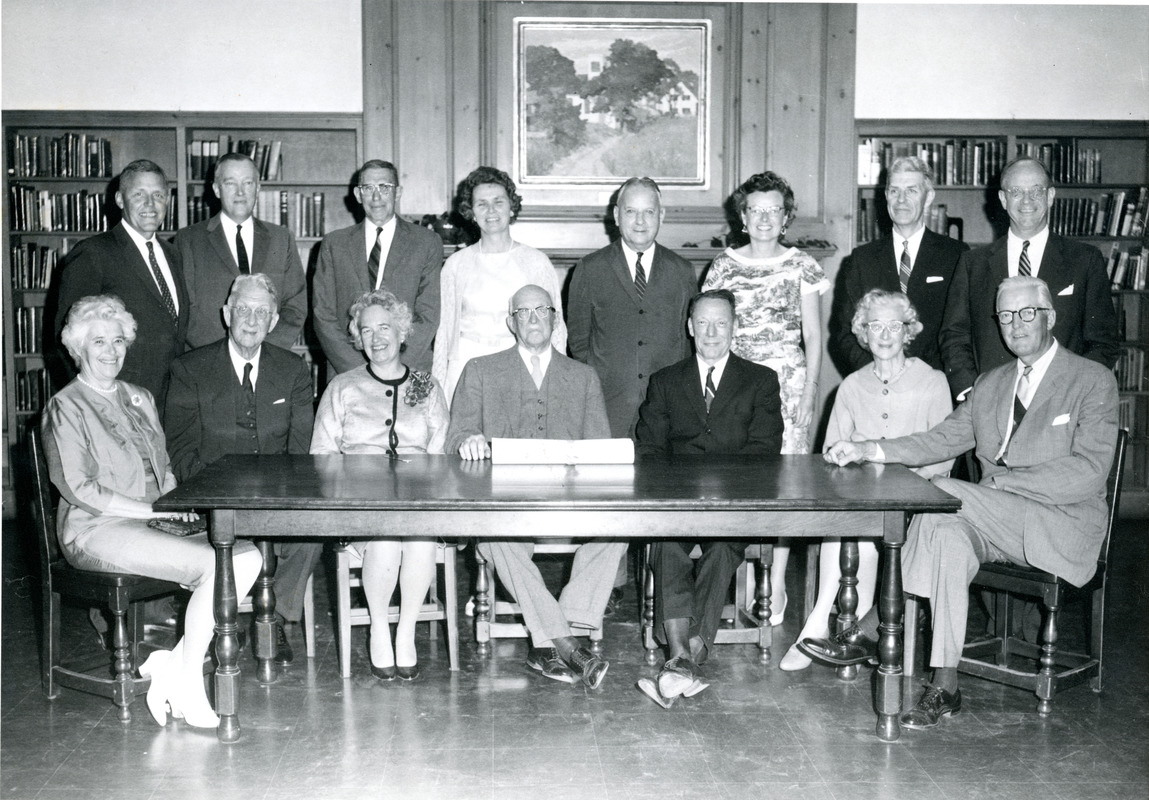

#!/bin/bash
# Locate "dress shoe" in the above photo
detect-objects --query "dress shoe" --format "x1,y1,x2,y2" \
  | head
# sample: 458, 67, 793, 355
603, 587, 625, 617
797, 625, 878, 667
139, 649, 172, 726
768, 591, 788, 627
526, 647, 577, 684
657, 656, 697, 699
396, 663, 420, 681
370, 663, 397, 681
566, 646, 609, 689
274, 621, 293, 667
901, 686, 962, 729
170, 684, 220, 729
778, 643, 813, 672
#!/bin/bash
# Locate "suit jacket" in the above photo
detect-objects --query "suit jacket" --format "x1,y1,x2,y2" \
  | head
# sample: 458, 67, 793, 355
635, 354, 784, 456
830, 229, 968, 375
48, 223, 189, 405
567, 240, 697, 438
164, 338, 314, 482
939, 233, 1119, 396
175, 214, 307, 349
882, 345, 1118, 586
444, 346, 611, 454
312, 218, 443, 374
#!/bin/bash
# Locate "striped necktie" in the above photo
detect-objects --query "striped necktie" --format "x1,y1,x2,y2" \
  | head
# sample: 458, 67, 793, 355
367, 227, 382, 287
146, 241, 178, 320
898, 240, 912, 293
1019, 240, 1032, 277
704, 366, 716, 413
634, 251, 647, 299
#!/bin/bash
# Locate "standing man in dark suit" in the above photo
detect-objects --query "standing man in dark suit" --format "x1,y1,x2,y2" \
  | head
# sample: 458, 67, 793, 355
830, 156, 968, 375
445, 284, 620, 690
940, 157, 1119, 400
49, 159, 188, 407
312, 159, 442, 374
635, 289, 784, 704
568, 176, 698, 438
811, 276, 1118, 730
176, 152, 307, 350
165, 273, 318, 665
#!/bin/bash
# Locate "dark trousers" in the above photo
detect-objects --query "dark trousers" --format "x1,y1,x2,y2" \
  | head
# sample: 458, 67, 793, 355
652, 540, 744, 651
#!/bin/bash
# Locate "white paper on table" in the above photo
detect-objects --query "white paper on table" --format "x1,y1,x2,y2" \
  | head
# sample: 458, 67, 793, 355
490, 437, 635, 465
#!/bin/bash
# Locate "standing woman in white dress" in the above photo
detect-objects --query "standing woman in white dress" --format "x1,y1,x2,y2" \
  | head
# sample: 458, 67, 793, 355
433, 166, 566, 406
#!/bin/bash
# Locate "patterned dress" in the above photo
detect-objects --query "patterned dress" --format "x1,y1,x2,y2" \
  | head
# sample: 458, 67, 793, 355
702, 246, 829, 453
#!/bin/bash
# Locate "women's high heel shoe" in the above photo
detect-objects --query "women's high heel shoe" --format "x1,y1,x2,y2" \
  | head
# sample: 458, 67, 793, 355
170, 681, 220, 729
778, 643, 813, 672
138, 650, 172, 726
768, 592, 788, 627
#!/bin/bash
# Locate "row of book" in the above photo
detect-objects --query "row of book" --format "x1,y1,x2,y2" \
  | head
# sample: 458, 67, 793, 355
252, 190, 327, 238
9, 185, 178, 233
9, 242, 60, 290
856, 200, 958, 244
1116, 347, 1146, 392
1016, 141, 1104, 185
6, 133, 114, 179
187, 136, 283, 181
1114, 290, 1149, 342
12, 307, 44, 355
13, 368, 50, 412
1108, 245, 1146, 292
1050, 189, 1148, 238
858, 138, 1010, 187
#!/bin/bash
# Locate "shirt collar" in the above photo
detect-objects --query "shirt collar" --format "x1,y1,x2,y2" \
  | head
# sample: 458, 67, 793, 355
121, 221, 156, 247
894, 224, 927, 257
696, 352, 731, 389
518, 345, 552, 376
1018, 338, 1058, 394
620, 240, 653, 278
228, 338, 262, 387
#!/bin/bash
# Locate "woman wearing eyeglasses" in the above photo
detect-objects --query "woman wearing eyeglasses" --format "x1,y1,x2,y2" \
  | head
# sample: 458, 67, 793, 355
433, 166, 566, 407
701, 171, 829, 625
779, 289, 953, 670
311, 288, 450, 680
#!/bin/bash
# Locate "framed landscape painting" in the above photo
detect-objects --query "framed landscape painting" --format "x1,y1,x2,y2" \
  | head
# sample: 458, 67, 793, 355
514, 17, 711, 189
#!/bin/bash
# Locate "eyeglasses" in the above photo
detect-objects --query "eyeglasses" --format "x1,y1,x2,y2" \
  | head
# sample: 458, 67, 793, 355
512, 306, 554, 322
358, 183, 396, 197
1003, 186, 1048, 202
745, 205, 785, 219
995, 306, 1050, 325
864, 320, 905, 335
231, 305, 272, 320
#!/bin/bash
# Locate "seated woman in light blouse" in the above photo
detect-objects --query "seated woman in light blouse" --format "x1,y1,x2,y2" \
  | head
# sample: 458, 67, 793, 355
780, 289, 953, 671
311, 289, 450, 680
43, 295, 262, 728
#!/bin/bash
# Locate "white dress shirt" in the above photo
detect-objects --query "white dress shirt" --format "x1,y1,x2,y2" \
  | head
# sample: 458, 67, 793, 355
122, 222, 180, 313
228, 338, 262, 389
219, 213, 255, 270
364, 216, 398, 289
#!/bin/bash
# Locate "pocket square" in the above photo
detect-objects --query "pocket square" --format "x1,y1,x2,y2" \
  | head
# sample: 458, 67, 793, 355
273, 398, 286, 405
926, 276, 944, 283
1057, 284, 1074, 296
1051, 414, 1070, 426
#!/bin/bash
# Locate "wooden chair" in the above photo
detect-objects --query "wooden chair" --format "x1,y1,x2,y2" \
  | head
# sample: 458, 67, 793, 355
641, 542, 774, 664
905, 429, 1127, 715
238, 555, 316, 660
334, 542, 460, 678
28, 419, 182, 722
472, 543, 604, 655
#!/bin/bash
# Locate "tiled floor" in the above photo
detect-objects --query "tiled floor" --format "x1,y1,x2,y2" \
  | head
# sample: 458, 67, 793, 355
3, 521, 1147, 800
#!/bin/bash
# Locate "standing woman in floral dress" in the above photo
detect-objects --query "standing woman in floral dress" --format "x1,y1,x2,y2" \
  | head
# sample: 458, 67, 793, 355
701, 171, 829, 626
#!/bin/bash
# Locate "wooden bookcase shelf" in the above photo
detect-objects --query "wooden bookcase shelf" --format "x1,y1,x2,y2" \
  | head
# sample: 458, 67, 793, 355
3, 111, 364, 487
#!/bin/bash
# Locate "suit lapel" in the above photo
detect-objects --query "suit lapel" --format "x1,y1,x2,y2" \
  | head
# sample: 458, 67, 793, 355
383, 218, 407, 280
344, 222, 371, 293
114, 225, 175, 321
678, 358, 708, 422
1036, 235, 1072, 296
209, 341, 238, 442
252, 219, 272, 274
207, 215, 237, 273
609, 241, 643, 307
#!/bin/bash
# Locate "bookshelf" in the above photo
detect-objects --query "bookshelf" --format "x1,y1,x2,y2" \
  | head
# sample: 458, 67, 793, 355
856, 119, 1149, 511
3, 111, 363, 490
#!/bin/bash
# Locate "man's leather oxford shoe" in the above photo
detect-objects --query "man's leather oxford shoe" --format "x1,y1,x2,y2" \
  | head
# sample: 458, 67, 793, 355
274, 621, 293, 667
797, 625, 878, 667
901, 686, 961, 729
566, 646, 609, 690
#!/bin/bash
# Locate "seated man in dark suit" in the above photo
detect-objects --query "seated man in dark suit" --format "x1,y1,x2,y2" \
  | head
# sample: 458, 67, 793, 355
809, 276, 1118, 730
164, 273, 318, 665
445, 284, 622, 689
635, 289, 784, 703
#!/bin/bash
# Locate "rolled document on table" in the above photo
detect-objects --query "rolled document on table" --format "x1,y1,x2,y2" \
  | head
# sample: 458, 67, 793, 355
491, 437, 635, 465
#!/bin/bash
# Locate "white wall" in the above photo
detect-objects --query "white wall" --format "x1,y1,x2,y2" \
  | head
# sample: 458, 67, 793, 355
1, 0, 363, 111
856, 3, 1149, 120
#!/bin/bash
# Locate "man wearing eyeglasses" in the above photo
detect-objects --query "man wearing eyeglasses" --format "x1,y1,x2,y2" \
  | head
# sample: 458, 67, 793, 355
445, 284, 621, 689
176, 152, 308, 351
940, 157, 1118, 401
165, 273, 319, 666
810, 275, 1118, 730
313, 159, 442, 374
830, 156, 968, 376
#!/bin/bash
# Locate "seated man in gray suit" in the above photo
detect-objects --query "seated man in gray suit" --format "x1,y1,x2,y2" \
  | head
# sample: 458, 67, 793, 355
635, 289, 784, 704
445, 284, 622, 688
808, 276, 1118, 730
165, 273, 319, 665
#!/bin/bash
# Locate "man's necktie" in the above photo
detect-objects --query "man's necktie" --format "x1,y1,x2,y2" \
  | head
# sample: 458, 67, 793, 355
530, 355, 544, 390
146, 241, 178, 320
634, 251, 647, 299
242, 362, 254, 395
704, 366, 716, 413
1019, 240, 1032, 277
367, 226, 382, 287
997, 364, 1033, 465
899, 240, 912, 294
236, 223, 250, 274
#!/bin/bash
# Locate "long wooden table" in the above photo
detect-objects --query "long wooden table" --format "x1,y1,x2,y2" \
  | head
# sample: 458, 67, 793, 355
155, 453, 960, 743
